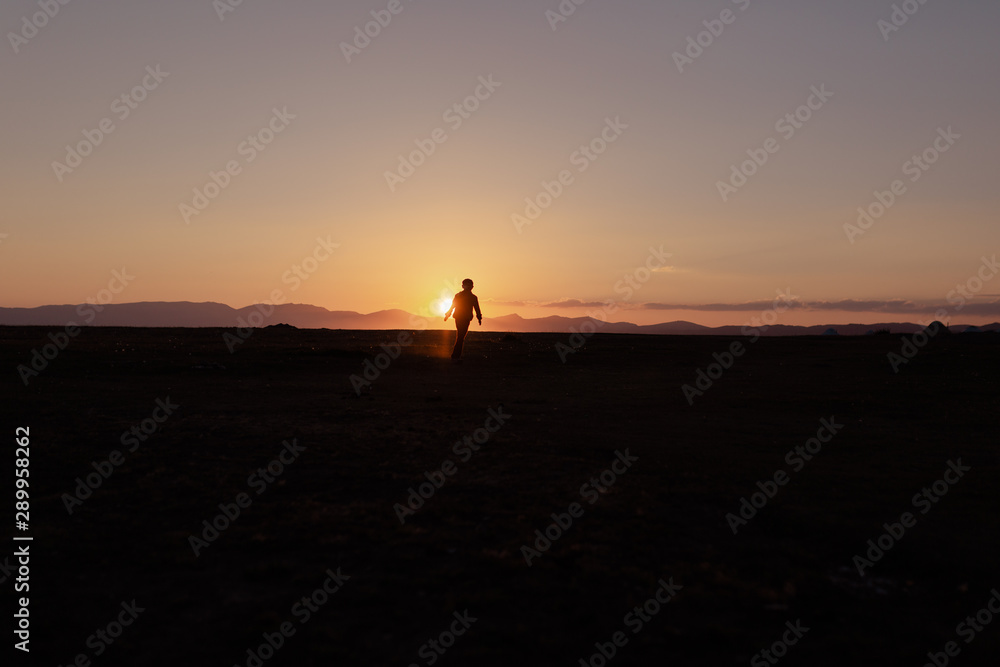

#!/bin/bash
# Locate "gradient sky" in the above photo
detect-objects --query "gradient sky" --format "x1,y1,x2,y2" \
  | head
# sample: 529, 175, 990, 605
2, 0, 998, 326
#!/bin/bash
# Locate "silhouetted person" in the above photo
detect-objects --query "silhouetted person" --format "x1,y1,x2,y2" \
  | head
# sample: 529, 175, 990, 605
444, 279, 482, 361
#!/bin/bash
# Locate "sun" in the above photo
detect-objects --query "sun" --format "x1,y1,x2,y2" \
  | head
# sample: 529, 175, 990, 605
432, 297, 452, 316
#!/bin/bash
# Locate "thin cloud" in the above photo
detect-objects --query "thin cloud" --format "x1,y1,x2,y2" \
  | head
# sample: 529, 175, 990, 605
807, 299, 1000, 315
641, 299, 804, 312
944, 301, 1000, 316
542, 299, 610, 308
806, 299, 925, 312
638, 299, 1000, 315
485, 299, 538, 307
494, 297, 1000, 317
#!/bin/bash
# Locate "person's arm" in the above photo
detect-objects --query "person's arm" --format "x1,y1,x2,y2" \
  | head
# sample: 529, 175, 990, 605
474, 296, 482, 325
444, 296, 456, 321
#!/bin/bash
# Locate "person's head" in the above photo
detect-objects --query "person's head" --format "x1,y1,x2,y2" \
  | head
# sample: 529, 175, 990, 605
462, 279, 474, 291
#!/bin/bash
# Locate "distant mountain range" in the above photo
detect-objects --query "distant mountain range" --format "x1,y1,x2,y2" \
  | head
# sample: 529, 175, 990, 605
1, 301, 998, 336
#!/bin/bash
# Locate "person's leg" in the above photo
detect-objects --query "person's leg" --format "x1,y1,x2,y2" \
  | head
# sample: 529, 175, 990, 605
452, 318, 471, 359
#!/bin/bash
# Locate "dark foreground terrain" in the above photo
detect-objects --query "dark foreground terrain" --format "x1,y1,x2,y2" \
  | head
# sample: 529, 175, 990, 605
2, 326, 999, 666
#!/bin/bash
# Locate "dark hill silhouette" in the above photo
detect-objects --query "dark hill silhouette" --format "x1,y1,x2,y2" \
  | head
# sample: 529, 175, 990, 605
1, 301, 998, 336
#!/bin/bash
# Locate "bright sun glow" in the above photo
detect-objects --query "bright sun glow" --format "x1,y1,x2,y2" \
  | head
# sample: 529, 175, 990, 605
432, 297, 452, 316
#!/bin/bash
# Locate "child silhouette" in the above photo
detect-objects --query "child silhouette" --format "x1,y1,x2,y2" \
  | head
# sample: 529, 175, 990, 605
444, 279, 482, 361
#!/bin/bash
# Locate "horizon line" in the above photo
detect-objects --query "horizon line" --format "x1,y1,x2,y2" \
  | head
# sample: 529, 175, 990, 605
4, 297, 1000, 317
1, 300, 997, 334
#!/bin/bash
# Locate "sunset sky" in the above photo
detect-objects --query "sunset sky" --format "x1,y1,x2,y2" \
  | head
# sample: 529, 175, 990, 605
2, 0, 998, 326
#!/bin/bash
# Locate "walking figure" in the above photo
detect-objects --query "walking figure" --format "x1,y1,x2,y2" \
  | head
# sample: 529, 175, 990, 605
444, 279, 482, 361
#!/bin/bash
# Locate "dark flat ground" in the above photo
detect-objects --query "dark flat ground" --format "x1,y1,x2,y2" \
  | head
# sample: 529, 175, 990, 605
2, 326, 999, 666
